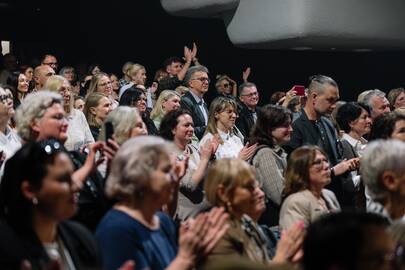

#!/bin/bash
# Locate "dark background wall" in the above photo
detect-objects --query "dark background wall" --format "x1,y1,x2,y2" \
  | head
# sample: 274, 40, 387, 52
1, 0, 405, 104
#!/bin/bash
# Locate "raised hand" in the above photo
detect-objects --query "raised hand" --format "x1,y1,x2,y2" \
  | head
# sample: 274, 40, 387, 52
242, 67, 251, 82
237, 143, 258, 161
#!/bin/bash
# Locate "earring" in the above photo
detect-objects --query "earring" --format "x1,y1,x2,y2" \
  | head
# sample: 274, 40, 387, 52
32, 197, 38, 205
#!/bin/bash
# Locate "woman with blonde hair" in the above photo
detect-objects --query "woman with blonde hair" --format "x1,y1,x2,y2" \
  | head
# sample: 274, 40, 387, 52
83, 92, 112, 140
44, 75, 94, 151
87, 72, 118, 109
150, 90, 180, 129
199, 96, 257, 160
203, 158, 304, 267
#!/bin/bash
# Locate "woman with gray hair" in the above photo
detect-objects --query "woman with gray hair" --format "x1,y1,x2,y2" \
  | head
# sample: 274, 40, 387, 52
361, 139, 405, 222
96, 136, 229, 270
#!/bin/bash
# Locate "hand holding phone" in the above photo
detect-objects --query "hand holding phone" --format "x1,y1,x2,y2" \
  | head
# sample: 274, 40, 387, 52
292, 85, 306, 96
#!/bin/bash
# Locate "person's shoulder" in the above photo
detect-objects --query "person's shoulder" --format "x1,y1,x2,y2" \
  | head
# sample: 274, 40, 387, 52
284, 190, 312, 204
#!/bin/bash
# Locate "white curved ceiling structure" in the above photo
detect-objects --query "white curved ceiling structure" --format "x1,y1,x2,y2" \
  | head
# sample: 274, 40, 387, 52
161, 0, 405, 51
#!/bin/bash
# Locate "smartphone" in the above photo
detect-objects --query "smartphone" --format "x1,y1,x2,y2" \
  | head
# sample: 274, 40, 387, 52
105, 121, 114, 144
293, 85, 306, 96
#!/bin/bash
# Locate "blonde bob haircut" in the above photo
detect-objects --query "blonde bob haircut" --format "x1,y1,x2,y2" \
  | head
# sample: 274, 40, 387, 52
204, 158, 255, 207
150, 90, 180, 120
128, 64, 146, 80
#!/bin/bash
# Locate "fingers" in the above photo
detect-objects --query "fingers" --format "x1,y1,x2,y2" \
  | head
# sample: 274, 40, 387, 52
118, 260, 135, 270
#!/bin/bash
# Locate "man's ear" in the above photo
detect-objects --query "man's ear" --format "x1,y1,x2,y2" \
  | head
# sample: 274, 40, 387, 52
381, 171, 399, 192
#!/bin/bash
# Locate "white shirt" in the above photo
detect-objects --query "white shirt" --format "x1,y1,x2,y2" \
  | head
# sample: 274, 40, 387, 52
199, 130, 244, 160
64, 109, 95, 151
0, 126, 22, 181
341, 133, 367, 188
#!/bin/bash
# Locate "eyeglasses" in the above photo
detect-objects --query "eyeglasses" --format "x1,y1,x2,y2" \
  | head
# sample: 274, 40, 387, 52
191, 77, 210, 83
241, 91, 259, 97
222, 83, 230, 88
45, 72, 56, 77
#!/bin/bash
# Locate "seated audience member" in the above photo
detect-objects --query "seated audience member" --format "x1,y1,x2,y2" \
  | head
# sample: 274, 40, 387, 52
40, 54, 59, 72
118, 61, 133, 88
15, 91, 112, 231
0, 139, 100, 269
175, 85, 189, 97
280, 146, 341, 230
362, 89, 391, 121
159, 109, 218, 221
203, 158, 305, 267
303, 212, 393, 270
248, 105, 292, 227
83, 92, 112, 140
369, 111, 405, 142
7, 71, 29, 108
151, 90, 181, 129
388, 87, 405, 111
96, 136, 229, 270
45, 75, 94, 151
361, 139, 405, 222
74, 96, 85, 111
109, 73, 120, 101
200, 96, 257, 160
19, 64, 35, 91
215, 74, 237, 98
0, 86, 21, 180
236, 82, 261, 141
157, 43, 198, 96
87, 72, 118, 109
119, 86, 158, 135
33, 65, 56, 92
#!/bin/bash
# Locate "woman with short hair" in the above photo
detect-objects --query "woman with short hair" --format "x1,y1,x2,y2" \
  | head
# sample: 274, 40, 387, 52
279, 146, 341, 230
151, 90, 181, 129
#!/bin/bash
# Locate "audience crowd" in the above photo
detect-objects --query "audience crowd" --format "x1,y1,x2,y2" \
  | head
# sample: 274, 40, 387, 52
0, 46, 404, 270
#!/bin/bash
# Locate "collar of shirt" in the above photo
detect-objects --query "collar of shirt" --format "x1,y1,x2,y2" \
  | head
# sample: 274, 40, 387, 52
342, 133, 367, 147
189, 90, 203, 104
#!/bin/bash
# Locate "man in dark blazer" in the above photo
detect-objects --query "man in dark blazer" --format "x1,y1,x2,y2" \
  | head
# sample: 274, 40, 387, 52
236, 82, 260, 142
180, 65, 210, 140
284, 75, 358, 207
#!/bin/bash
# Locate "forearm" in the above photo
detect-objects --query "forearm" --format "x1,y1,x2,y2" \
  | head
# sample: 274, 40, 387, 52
177, 61, 192, 81
191, 157, 209, 186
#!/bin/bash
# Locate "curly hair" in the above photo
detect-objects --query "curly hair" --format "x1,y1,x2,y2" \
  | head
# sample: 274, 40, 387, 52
159, 109, 192, 141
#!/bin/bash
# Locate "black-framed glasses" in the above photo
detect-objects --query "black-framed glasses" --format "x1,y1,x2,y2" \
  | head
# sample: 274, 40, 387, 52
240, 91, 259, 97
191, 77, 210, 83
42, 62, 58, 67
222, 83, 230, 88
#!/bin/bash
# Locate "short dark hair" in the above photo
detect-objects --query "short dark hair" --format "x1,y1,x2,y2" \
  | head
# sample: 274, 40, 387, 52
303, 212, 389, 270
159, 109, 192, 141
369, 111, 405, 141
238, 82, 257, 96
119, 87, 144, 107
162, 57, 183, 69
249, 104, 292, 147
335, 102, 370, 133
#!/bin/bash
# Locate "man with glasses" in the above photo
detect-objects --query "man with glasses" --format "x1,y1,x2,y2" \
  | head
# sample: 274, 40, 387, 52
180, 65, 210, 140
285, 75, 358, 207
33, 65, 56, 92
236, 82, 260, 141
40, 54, 59, 72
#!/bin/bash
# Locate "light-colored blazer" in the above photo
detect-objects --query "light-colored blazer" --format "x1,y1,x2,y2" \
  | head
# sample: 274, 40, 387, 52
279, 189, 341, 230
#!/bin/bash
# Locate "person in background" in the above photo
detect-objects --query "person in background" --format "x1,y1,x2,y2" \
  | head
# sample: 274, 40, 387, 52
44, 75, 94, 151
369, 111, 405, 142
109, 73, 120, 101
83, 92, 112, 140
87, 72, 118, 109
40, 54, 59, 72
362, 89, 391, 121
215, 75, 237, 98
150, 90, 181, 129
118, 61, 133, 88
388, 87, 405, 111
33, 65, 55, 92
236, 82, 261, 141
7, 71, 30, 108
19, 64, 35, 92
74, 96, 85, 112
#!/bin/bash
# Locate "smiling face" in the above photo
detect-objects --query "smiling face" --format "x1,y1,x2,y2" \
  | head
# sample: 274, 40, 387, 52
33, 103, 69, 142
32, 152, 77, 221
349, 108, 372, 137
18, 74, 29, 93
132, 69, 147, 86
0, 87, 14, 117
129, 112, 148, 137
239, 86, 259, 109
172, 113, 194, 145
97, 75, 113, 96
229, 177, 260, 219
271, 119, 293, 145
215, 104, 237, 132
188, 71, 210, 96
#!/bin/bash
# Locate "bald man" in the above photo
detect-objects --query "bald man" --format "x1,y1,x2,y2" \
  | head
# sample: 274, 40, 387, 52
33, 65, 55, 91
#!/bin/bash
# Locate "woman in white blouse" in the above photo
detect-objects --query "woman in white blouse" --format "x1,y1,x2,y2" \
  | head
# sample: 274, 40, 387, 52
199, 97, 256, 160
45, 75, 94, 151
